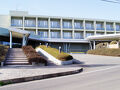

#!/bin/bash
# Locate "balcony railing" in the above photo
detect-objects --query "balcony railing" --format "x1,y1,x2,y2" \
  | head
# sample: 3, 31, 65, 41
106, 28, 114, 31
74, 27, 84, 29
85, 27, 94, 30
96, 28, 104, 30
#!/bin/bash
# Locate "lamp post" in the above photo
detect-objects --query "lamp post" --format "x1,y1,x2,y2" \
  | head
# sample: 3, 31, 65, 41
59, 46, 61, 53
46, 43, 48, 47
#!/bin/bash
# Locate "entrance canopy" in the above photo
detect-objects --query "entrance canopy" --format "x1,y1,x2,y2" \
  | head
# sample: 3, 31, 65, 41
0, 27, 30, 48
86, 34, 120, 41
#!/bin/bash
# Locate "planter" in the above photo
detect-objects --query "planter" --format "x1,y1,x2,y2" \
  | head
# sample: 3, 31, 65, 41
36, 48, 73, 65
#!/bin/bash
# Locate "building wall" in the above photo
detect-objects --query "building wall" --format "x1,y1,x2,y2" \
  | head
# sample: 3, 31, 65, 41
0, 15, 10, 28
9, 11, 120, 40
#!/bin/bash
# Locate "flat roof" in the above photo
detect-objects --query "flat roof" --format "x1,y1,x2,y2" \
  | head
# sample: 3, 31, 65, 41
29, 36, 89, 43
86, 34, 120, 41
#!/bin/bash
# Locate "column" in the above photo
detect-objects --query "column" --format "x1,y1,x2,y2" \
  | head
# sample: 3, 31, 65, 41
72, 19, 75, 39
89, 41, 92, 50
22, 34, 26, 46
83, 20, 86, 39
48, 17, 51, 38
94, 21, 96, 35
36, 17, 38, 35
23, 16, 25, 30
93, 41, 96, 49
113, 22, 116, 34
104, 21, 106, 35
10, 31, 12, 48
60, 18, 63, 39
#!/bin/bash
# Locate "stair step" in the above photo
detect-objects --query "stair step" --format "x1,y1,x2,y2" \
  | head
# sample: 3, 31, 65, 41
5, 63, 30, 65
6, 58, 27, 59
5, 48, 30, 65
6, 60, 28, 62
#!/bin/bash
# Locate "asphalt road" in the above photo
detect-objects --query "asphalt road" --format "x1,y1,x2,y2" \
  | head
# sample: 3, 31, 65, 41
1, 65, 120, 90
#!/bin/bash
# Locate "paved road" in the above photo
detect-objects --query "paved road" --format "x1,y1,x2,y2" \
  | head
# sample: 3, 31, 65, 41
1, 54, 120, 90
1, 65, 120, 90
72, 54, 120, 72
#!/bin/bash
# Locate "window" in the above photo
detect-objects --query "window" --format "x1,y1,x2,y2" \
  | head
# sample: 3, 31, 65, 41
85, 22, 94, 30
116, 24, 120, 31
30, 31, 36, 35
106, 23, 113, 31
38, 31, 48, 38
74, 32, 83, 39
86, 32, 94, 37
51, 20, 60, 28
38, 19, 48, 28
51, 31, 60, 38
24, 18, 36, 27
63, 20, 72, 29
63, 32, 72, 39
11, 18, 23, 27
74, 21, 83, 29
96, 33, 104, 35
96, 22, 104, 30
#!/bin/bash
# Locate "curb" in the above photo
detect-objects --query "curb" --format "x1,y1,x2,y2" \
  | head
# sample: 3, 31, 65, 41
0, 68, 83, 84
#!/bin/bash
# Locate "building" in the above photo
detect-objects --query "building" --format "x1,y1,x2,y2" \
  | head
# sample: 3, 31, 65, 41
0, 10, 120, 52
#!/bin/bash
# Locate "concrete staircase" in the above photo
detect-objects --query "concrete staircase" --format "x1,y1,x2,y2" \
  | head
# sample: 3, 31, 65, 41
5, 48, 30, 65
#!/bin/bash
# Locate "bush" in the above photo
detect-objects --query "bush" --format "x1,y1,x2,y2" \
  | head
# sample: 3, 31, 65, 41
87, 48, 120, 56
36, 45, 73, 61
0, 45, 9, 62
22, 46, 47, 65
110, 41, 117, 45
95, 43, 108, 49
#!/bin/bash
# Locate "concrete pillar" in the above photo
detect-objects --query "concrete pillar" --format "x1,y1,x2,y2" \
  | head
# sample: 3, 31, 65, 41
93, 41, 96, 49
94, 21, 96, 35
104, 21, 106, 35
83, 20, 86, 39
10, 31, 12, 48
89, 41, 92, 50
72, 19, 75, 39
22, 34, 26, 46
113, 22, 116, 34
36, 17, 38, 35
60, 18, 63, 39
23, 16, 25, 30
48, 17, 51, 38
66, 43, 68, 53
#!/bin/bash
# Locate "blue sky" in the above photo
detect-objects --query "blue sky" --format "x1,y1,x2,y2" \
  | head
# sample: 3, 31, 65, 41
0, 0, 120, 20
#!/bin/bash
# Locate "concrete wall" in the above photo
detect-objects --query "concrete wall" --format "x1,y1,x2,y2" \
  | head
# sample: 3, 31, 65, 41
0, 15, 10, 28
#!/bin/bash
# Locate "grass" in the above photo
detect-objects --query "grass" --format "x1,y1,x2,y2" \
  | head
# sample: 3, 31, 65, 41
36, 45, 73, 61
0, 81, 12, 86
87, 48, 120, 57
0, 44, 9, 62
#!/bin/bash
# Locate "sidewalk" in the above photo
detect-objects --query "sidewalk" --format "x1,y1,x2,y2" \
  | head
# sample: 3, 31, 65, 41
0, 65, 83, 84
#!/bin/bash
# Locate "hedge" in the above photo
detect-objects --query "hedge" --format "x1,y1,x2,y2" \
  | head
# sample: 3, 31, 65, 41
87, 48, 120, 57
36, 45, 73, 61
22, 46, 47, 65
0, 45, 9, 62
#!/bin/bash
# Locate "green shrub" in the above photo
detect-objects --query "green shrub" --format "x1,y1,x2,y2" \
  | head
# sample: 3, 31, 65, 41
87, 48, 120, 56
110, 41, 117, 45
22, 46, 47, 64
36, 45, 73, 61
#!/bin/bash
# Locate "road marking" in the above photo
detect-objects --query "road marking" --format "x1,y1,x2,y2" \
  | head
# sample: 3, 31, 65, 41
80, 65, 120, 75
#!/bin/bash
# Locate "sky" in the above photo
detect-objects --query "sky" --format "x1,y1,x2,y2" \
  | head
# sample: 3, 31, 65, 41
0, 0, 120, 20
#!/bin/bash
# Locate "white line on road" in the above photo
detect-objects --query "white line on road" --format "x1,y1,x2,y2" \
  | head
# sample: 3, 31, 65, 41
80, 65, 120, 75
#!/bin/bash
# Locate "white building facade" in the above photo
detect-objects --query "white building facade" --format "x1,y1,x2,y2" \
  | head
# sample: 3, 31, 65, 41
0, 11, 120, 52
